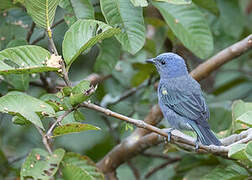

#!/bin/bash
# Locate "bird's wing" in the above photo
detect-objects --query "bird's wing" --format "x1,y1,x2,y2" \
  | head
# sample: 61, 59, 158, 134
160, 84, 210, 127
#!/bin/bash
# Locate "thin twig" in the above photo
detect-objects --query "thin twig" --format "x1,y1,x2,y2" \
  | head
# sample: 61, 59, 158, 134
81, 102, 231, 154
142, 152, 173, 160
127, 160, 140, 180
46, 108, 76, 138
47, 29, 71, 87
26, 22, 36, 43
31, 18, 65, 45
145, 158, 180, 179
35, 126, 52, 154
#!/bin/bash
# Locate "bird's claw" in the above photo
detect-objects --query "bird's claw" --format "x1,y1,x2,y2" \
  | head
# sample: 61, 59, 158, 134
195, 137, 200, 151
163, 128, 174, 143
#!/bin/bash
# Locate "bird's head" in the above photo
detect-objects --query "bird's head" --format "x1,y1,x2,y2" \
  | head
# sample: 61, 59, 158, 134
146, 53, 188, 79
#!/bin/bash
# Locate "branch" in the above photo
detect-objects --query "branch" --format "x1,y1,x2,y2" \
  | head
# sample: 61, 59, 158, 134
46, 107, 76, 138
26, 22, 35, 43
144, 158, 180, 179
35, 126, 52, 154
94, 34, 252, 173
190, 34, 252, 81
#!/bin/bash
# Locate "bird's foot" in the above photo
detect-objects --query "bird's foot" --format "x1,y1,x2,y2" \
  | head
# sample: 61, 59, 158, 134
195, 137, 200, 151
163, 128, 175, 143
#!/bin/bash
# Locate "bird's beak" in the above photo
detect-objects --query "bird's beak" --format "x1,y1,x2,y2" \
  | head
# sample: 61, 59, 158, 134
146, 58, 155, 64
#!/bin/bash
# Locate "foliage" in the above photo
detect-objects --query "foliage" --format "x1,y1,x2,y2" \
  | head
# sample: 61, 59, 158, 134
0, 0, 252, 179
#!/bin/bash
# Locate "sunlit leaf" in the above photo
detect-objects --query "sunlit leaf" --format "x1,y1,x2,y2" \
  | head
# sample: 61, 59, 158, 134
130, 0, 148, 7
154, 0, 192, 4
0, 91, 55, 129
62, 19, 120, 68
53, 123, 100, 137
25, 0, 60, 29
100, 0, 146, 54
20, 148, 65, 180
59, 0, 94, 27
0, 45, 58, 75
62, 152, 104, 180
228, 144, 247, 160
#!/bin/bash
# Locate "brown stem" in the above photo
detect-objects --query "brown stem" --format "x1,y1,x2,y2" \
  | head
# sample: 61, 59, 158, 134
145, 158, 180, 179
26, 22, 36, 43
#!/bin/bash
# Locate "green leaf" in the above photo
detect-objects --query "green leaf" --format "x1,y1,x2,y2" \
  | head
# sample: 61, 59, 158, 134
59, 0, 94, 27
192, 0, 219, 15
0, 0, 17, 11
25, 0, 60, 29
154, 0, 192, 4
62, 152, 104, 180
130, 0, 148, 7
62, 19, 120, 68
74, 110, 85, 122
6, 39, 28, 48
53, 123, 100, 137
202, 164, 249, 180
100, 0, 146, 54
217, 0, 244, 39
0, 45, 58, 75
94, 37, 121, 74
236, 111, 252, 127
20, 148, 65, 180
152, 1, 213, 59
0, 91, 55, 129
131, 63, 155, 87
70, 80, 91, 106
232, 100, 252, 132
184, 166, 214, 180
40, 93, 66, 112
3, 73, 30, 91
228, 144, 247, 160
62, 164, 93, 180
245, 141, 252, 162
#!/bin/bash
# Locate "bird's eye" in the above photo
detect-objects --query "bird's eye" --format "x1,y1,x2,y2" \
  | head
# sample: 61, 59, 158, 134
161, 61, 166, 65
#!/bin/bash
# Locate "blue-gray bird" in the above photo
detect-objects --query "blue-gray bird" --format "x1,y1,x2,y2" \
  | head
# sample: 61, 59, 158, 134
146, 53, 221, 147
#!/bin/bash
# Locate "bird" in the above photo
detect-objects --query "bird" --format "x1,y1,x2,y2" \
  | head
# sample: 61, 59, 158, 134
146, 53, 222, 148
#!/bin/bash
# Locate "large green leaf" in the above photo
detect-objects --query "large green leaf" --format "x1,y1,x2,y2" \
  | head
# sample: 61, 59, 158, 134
192, 0, 219, 15
59, 0, 94, 27
20, 148, 65, 180
0, 45, 58, 75
94, 37, 121, 74
62, 19, 120, 68
62, 152, 104, 180
228, 144, 247, 160
53, 123, 100, 137
232, 100, 252, 132
236, 111, 252, 127
154, 0, 192, 4
245, 141, 252, 162
202, 164, 249, 180
130, 0, 148, 7
25, 0, 60, 29
152, 1, 213, 59
217, 0, 244, 39
100, 0, 146, 54
3, 74, 30, 91
0, 0, 17, 11
69, 80, 91, 106
0, 91, 55, 129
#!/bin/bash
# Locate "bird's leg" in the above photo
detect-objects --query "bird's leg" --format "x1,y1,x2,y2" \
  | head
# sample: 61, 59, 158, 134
163, 128, 175, 143
195, 136, 200, 151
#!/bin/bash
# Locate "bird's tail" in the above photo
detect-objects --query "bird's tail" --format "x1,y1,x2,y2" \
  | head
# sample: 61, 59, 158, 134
190, 121, 222, 146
